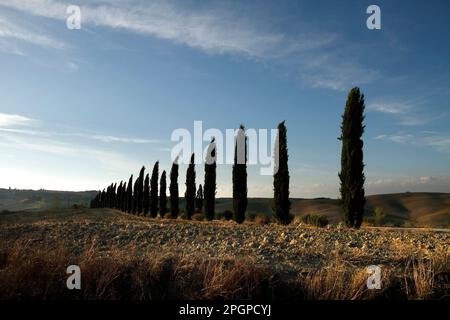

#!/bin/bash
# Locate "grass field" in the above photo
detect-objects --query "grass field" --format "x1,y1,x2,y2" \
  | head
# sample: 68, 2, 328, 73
0, 207, 448, 300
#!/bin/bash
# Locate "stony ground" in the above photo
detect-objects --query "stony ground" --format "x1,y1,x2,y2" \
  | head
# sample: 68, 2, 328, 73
1, 208, 448, 275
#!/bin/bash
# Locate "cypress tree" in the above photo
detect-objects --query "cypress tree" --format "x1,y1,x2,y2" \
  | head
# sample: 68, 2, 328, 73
112, 183, 117, 208
273, 121, 291, 225
137, 166, 145, 214
233, 125, 248, 224
116, 182, 122, 209
196, 184, 203, 212
160, 170, 167, 217
132, 178, 139, 214
204, 139, 216, 221
339, 87, 366, 229
121, 181, 127, 212
126, 175, 133, 213
143, 173, 150, 216
150, 161, 159, 218
185, 153, 196, 219
169, 157, 179, 219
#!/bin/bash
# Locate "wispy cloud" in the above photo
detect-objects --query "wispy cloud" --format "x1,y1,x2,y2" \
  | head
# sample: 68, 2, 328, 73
0, 113, 34, 127
0, 15, 66, 50
0, 0, 378, 91
366, 175, 450, 194
0, 112, 160, 145
368, 102, 411, 115
375, 131, 450, 154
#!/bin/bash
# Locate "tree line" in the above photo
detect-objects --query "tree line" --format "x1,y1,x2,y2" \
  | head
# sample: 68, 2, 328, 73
91, 87, 366, 228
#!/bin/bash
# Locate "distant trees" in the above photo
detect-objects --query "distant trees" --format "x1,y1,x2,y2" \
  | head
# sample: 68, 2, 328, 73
121, 182, 126, 211
137, 166, 145, 214
204, 139, 216, 221
196, 184, 203, 212
160, 170, 167, 217
185, 153, 196, 219
126, 175, 133, 213
169, 158, 179, 219
339, 87, 366, 229
143, 174, 150, 216
273, 121, 291, 225
150, 162, 159, 218
233, 125, 247, 224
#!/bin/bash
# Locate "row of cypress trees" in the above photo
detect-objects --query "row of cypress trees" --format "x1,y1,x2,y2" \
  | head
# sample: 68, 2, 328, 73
91, 87, 366, 228
90, 121, 291, 224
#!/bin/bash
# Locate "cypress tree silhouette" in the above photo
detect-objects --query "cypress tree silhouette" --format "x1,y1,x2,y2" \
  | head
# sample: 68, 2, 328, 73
185, 153, 196, 219
169, 157, 179, 219
196, 184, 203, 212
150, 161, 159, 218
160, 170, 167, 217
233, 125, 248, 224
116, 181, 122, 209
204, 139, 216, 220
126, 175, 133, 213
112, 183, 117, 208
339, 87, 366, 229
137, 166, 145, 214
273, 121, 291, 225
143, 173, 150, 216
121, 181, 127, 212
132, 178, 139, 214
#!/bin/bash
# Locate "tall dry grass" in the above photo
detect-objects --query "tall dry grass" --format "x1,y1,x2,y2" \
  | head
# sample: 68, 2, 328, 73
0, 240, 448, 300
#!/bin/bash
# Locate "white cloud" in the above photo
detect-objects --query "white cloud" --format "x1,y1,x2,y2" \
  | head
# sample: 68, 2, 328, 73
0, 15, 66, 49
375, 131, 450, 154
366, 175, 450, 194
0, 113, 34, 127
0, 0, 378, 91
368, 102, 411, 114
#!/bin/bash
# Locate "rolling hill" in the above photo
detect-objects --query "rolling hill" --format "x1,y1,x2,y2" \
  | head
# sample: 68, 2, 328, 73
0, 188, 448, 227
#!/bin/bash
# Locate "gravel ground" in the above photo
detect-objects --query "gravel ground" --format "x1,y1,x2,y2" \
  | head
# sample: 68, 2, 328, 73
1, 208, 448, 274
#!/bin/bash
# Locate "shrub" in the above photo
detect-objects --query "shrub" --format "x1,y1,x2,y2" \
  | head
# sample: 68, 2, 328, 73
300, 214, 329, 227
192, 213, 205, 221
374, 207, 385, 227
255, 215, 271, 225
216, 210, 233, 221
163, 213, 173, 219
246, 212, 256, 222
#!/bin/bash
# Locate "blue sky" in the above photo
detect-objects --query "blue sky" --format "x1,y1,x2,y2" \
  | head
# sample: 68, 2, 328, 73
0, 0, 449, 197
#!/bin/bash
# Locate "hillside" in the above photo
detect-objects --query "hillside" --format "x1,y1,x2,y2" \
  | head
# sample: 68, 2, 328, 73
0, 189, 448, 228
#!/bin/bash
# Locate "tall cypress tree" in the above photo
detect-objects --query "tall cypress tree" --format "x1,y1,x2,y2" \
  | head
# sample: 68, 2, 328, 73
132, 178, 139, 214
339, 87, 366, 229
160, 170, 167, 217
143, 173, 150, 216
185, 153, 196, 219
196, 184, 203, 212
137, 166, 145, 214
121, 181, 127, 212
233, 125, 248, 224
169, 157, 179, 219
204, 139, 216, 220
116, 182, 122, 209
273, 121, 291, 225
126, 175, 133, 213
150, 161, 159, 218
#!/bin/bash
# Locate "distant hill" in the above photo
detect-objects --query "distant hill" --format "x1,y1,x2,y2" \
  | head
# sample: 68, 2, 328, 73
0, 188, 97, 212
0, 189, 448, 228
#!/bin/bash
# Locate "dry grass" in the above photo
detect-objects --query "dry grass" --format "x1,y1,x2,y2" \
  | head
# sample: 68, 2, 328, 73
0, 239, 448, 300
